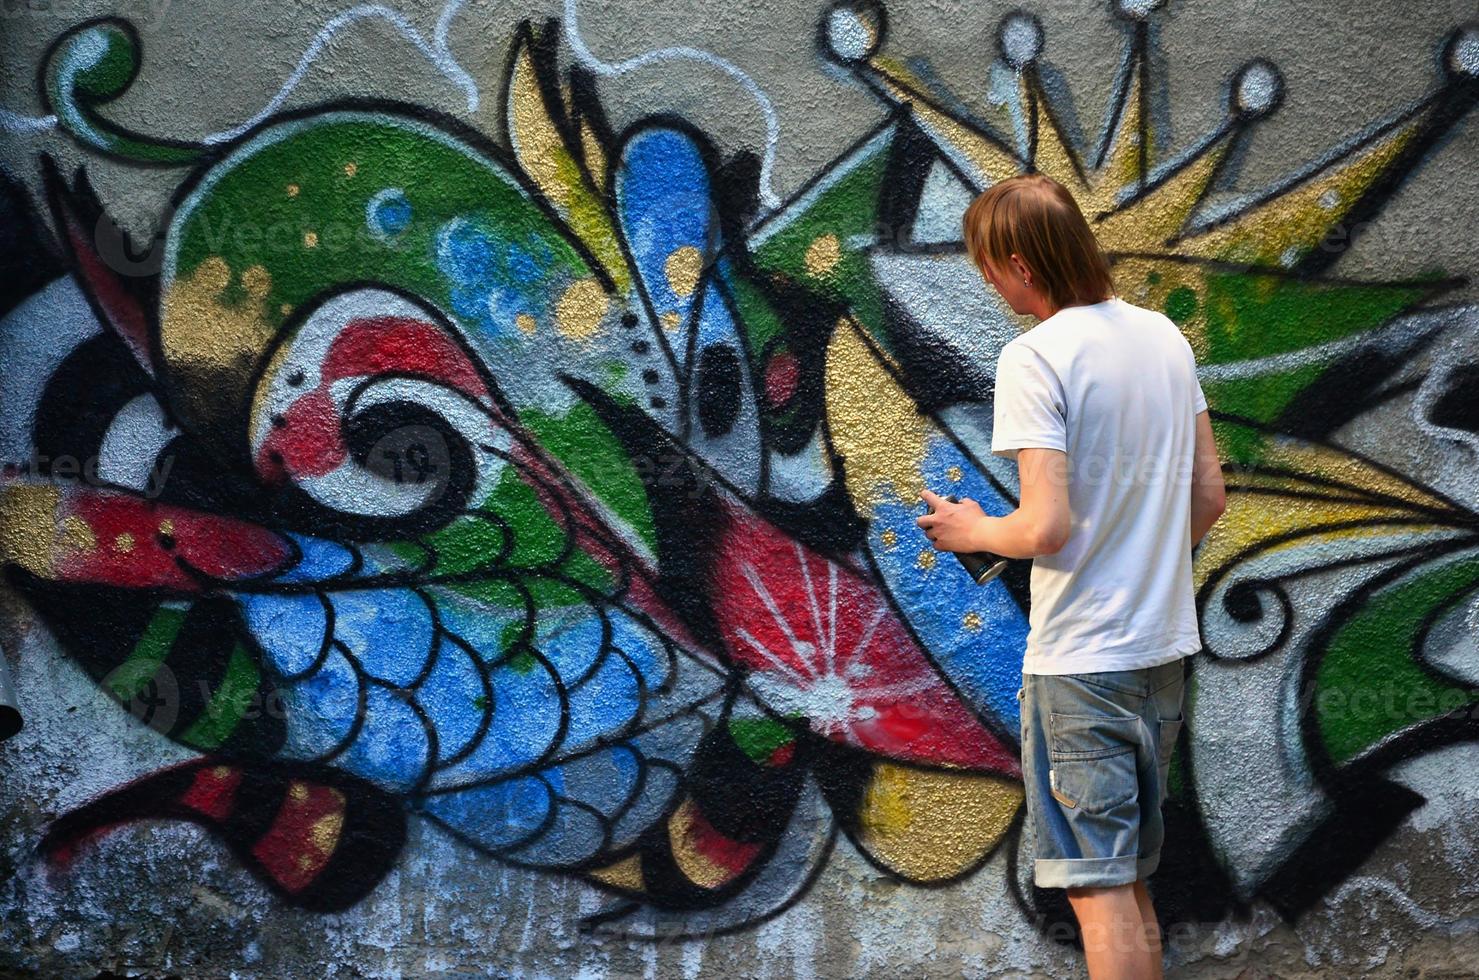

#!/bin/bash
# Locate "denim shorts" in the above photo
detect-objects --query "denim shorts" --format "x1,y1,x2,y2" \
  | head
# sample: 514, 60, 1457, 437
1017, 658, 1186, 889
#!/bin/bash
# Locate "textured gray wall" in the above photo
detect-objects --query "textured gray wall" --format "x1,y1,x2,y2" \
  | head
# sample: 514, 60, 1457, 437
2, 0, 1477, 976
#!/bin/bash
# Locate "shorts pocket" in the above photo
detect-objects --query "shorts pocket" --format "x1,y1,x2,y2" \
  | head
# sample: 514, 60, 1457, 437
1046, 713, 1141, 814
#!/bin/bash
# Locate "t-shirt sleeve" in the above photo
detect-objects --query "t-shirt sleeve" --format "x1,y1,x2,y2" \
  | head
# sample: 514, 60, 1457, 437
991, 341, 1067, 459
1183, 334, 1207, 413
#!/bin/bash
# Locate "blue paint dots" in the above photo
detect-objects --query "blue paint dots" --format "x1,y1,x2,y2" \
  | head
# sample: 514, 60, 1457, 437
433, 215, 558, 338
449, 283, 488, 320
868, 436, 1029, 731
366, 188, 412, 241
506, 243, 541, 281
437, 217, 496, 284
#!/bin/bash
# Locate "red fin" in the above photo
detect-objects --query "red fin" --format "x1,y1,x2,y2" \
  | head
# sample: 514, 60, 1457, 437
41, 759, 407, 912
40, 154, 156, 374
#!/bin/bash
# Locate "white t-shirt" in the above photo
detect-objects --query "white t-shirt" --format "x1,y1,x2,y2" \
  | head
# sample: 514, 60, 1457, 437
990, 296, 1207, 674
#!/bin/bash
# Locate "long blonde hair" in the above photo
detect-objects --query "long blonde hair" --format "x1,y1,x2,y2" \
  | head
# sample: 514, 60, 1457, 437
962, 173, 1116, 310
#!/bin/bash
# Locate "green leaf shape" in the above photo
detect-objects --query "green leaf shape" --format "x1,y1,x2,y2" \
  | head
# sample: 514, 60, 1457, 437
179, 644, 263, 750
1315, 551, 1479, 766
1202, 361, 1328, 441
1201, 271, 1438, 365
524, 403, 657, 552
748, 137, 893, 351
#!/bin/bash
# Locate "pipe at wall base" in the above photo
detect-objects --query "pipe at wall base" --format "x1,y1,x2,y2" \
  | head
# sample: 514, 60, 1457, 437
0, 649, 21, 741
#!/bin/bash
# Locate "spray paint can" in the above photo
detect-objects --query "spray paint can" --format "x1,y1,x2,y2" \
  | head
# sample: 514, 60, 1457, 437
928, 494, 1010, 585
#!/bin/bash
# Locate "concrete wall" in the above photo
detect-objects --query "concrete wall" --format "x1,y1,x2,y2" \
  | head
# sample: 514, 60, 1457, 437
2, 0, 1477, 976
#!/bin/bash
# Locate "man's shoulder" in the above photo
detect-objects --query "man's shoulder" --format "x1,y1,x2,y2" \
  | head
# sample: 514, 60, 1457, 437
1007, 322, 1077, 363
998, 333, 1056, 372
1108, 298, 1184, 340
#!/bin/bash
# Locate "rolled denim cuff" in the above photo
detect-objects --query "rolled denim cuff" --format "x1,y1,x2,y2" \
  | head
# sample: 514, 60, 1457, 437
1034, 855, 1140, 889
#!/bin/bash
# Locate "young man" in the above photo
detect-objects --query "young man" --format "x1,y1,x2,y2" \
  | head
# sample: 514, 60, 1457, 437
916, 173, 1227, 980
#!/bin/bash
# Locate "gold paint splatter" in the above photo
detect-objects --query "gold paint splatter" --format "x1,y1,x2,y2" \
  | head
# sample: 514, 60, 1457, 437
297, 853, 316, 872
664, 245, 702, 299
962, 611, 983, 631
947, 466, 963, 482
1190, 440, 1446, 594
586, 854, 644, 892
804, 233, 841, 278
159, 519, 175, 536
286, 183, 300, 197
310, 811, 344, 855
869, 62, 1020, 211
60, 515, 95, 553
824, 316, 930, 509
212, 765, 231, 779
661, 311, 681, 332
1175, 124, 1417, 268
856, 764, 1023, 881
192, 255, 232, 292
280, 303, 293, 317
555, 279, 609, 340
113, 532, 135, 554
879, 529, 898, 549
343, 162, 358, 178
916, 549, 936, 570
0, 486, 62, 576
289, 781, 309, 802
160, 255, 277, 433
515, 312, 538, 335
303, 231, 319, 249
240, 265, 271, 301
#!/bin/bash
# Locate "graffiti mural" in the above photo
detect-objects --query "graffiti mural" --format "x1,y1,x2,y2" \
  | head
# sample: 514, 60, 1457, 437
1, 0, 1477, 970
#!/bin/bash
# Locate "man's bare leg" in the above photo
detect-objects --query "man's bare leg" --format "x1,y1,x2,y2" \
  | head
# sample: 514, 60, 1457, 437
1065, 883, 1161, 980
1133, 880, 1165, 979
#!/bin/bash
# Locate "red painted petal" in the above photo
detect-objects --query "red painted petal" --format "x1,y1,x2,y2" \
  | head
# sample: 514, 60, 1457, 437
323, 315, 488, 398
669, 798, 764, 889
845, 698, 1020, 774
763, 352, 799, 408
710, 503, 1018, 775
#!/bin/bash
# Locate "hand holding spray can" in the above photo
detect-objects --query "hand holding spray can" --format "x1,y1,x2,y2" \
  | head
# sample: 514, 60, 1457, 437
926, 494, 1010, 585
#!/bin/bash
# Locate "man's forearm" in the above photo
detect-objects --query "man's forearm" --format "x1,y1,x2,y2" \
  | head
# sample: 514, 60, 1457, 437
1190, 496, 1220, 548
965, 508, 1056, 559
